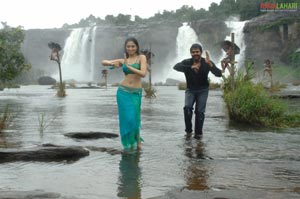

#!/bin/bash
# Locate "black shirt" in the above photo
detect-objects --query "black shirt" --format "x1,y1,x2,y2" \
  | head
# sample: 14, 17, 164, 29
173, 57, 222, 90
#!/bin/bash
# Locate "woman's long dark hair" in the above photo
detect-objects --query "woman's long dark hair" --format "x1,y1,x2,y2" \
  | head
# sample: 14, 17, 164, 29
124, 37, 140, 58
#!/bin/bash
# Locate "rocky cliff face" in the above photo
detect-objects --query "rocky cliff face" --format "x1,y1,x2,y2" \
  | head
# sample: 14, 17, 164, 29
22, 13, 299, 84
191, 19, 229, 60
243, 11, 300, 66
22, 29, 71, 76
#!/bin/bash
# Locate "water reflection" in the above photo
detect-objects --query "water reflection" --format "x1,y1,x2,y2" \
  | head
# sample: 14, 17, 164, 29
183, 137, 209, 190
0, 132, 22, 148
117, 151, 142, 199
0, 132, 7, 148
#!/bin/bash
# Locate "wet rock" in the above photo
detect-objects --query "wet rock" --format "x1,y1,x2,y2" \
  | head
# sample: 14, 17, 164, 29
147, 188, 296, 199
165, 78, 181, 86
276, 94, 300, 99
86, 146, 123, 155
38, 76, 57, 85
271, 92, 300, 99
0, 146, 89, 163
0, 190, 78, 199
42, 144, 122, 155
64, 132, 118, 140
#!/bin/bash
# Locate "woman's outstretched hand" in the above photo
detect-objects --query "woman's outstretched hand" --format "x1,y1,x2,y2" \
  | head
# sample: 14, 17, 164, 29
102, 60, 121, 68
110, 61, 121, 68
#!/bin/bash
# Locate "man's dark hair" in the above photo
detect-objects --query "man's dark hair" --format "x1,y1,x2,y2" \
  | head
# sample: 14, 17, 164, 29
190, 43, 202, 53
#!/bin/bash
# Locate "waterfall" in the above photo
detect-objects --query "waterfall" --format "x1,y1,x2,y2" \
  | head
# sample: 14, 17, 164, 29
54, 26, 97, 82
90, 26, 97, 81
166, 22, 201, 81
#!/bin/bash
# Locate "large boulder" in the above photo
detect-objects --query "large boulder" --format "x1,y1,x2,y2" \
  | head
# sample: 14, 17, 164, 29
0, 190, 78, 199
0, 146, 89, 163
38, 76, 57, 85
165, 78, 181, 86
64, 132, 119, 139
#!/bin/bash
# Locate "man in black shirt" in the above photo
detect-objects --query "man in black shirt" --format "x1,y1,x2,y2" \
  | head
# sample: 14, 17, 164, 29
173, 43, 222, 139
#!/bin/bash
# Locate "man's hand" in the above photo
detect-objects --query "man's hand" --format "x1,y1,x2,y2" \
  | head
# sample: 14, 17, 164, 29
205, 51, 213, 67
191, 62, 200, 73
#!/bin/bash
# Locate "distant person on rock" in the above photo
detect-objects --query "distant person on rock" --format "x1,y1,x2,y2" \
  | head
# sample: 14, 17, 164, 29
173, 43, 222, 139
263, 59, 272, 78
102, 37, 147, 150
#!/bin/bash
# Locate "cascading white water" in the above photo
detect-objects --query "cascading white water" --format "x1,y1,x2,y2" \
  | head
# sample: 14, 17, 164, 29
90, 26, 97, 81
55, 26, 97, 82
166, 22, 201, 81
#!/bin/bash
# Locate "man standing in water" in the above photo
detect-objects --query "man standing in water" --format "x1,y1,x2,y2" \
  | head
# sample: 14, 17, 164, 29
173, 44, 222, 139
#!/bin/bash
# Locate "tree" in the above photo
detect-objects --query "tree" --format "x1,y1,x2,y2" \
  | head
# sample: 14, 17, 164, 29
0, 26, 31, 87
190, 8, 210, 21
209, 2, 220, 16
236, 0, 261, 20
105, 15, 116, 24
174, 5, 195, 22
134, 15, 144, 23
48, 42, 66, 97
219, 0, 238, 16
115, 14, 132, 25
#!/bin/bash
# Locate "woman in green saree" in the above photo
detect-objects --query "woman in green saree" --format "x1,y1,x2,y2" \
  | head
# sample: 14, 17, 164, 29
102, 37, 147, 150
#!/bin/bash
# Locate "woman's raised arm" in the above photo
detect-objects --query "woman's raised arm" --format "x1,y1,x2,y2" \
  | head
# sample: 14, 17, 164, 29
101, 59, 124, 68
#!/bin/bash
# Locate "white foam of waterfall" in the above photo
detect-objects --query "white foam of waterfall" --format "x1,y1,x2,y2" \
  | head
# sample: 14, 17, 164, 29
90, 26, 97, 81
165, 22, 201, 82
54, 27, 97, 82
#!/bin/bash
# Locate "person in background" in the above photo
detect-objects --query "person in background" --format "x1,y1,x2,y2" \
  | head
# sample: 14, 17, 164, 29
173, 43, 222, 139
102, 37, 147, 150
263, 59, 272, 78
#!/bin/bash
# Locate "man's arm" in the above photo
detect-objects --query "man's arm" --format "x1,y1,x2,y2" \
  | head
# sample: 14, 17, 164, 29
173, 59, 192, 72
209, 61, 222, 77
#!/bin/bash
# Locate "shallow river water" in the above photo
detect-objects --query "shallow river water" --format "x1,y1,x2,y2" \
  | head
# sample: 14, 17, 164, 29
0, 85, 300, 199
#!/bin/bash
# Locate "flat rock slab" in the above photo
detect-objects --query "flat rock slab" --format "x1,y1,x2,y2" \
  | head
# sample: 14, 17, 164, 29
275, 94, 300, 99
0, 146, 89, 163
0, 190, 78, 199
64, 132, 118, 139
147, 188, 299, 199
86, 146, 123, 155
43, 144, 123, 156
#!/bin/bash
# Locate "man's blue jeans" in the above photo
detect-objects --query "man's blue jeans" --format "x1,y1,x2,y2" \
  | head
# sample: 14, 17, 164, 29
183, 88, 208, 135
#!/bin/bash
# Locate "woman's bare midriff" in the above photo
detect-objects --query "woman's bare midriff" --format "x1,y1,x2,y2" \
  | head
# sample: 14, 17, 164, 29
120, 74, 142, 88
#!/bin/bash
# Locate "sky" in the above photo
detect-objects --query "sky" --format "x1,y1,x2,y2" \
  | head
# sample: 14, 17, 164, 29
1, 0, 221, 29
